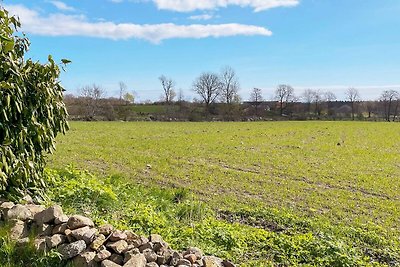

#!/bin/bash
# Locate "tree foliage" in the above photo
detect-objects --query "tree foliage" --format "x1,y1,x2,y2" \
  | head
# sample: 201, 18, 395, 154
0, 8, 68, 194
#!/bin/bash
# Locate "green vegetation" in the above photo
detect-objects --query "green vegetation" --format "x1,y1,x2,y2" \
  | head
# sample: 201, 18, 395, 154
44, 121, 400, 266
131, 104, 179, 114
0, 224, 66, 267
0, 7, 68, 195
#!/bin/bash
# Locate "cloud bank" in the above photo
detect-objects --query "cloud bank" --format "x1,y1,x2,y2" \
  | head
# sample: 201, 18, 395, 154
152, 0, 299, 12
5, 4, 272, 43
48, 1, 75, 12
188, 14, 214, 20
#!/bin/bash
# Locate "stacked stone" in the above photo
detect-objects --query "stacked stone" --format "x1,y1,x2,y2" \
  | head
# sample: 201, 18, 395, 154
0, 200, 235, 267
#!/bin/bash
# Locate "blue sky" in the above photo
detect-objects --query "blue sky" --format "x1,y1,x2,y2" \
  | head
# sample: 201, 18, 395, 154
2, 0, 400, 102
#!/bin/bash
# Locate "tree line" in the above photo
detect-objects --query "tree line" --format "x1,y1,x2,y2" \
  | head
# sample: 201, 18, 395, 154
64, 66, 400, 122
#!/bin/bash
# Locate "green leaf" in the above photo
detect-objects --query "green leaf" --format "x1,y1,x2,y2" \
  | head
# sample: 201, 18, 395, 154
4, 40, 14, 52
0, 34, 12, 42
61, 59, 72, 64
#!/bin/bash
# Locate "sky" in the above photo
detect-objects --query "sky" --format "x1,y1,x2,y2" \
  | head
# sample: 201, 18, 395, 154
2, 0, 400, 102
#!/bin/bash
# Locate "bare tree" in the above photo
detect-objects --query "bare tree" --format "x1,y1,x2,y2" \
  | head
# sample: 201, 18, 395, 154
393, 97, 400, 122
250, 88, 263, 116
312, 89, 324, 116
302, 89, 314, 113
324, 91, 337, 114
193, 72, 222, 112
177, 88, 185, 102
159, 75, 176, 104
380, 90, 399, 121
220, 66, 240, 104
119, 82, 127, 103
345, 87, 360, 120
275, 84, 295, 116
79, 84, 106, 119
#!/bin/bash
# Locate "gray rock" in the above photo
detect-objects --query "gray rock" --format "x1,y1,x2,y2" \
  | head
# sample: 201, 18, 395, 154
5, 204, 32, 221
9, 219, 28, 239
71, 226, 97, 244
34, 223, 54, 236
34, 237, 47, 252
99, 224, 114, 236
146, 263, 159, 267
184, 247, 203, 260
143, 248, 158, 262
123, 253, 146, 267
124, 248, 140, 263
222, 260, 236, 267
203, 256, 224, 267
156, 255, 168, 266
58, 240, 87, 259
65, 228, 76, 243
34, 205, 63, 224
25, 204, 45, 217
46, 234, 67, 248
107, 240, 129, 254
110, 230, 128, 242
21, 195, 34, 204
110, 253, 124, 265
0, 202, 14, 211
169, 251, 182, 266
177, 259, 191, 266
54, 214, 69, 224
149, 234, 163, 244
91, 234, 106, 250
52, 223, 68, 234
184, 254, 197, 264
101, 259, 122, 267
138, 242, 153, 252
16, 237, 30, 247
68, 215, 94, 230
124, 230, 140, 243
157, 247, 172, 259
73, 251, 97, 267
94, 249, 112, 262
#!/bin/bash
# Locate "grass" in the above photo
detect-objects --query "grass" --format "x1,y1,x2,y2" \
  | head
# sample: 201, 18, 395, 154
43, 121, 400, 266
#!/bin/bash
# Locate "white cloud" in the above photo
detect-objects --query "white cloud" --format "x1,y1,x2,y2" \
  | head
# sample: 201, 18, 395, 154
152, 0, 300, 12
188, 14, 214, 20
48, 1, 75, 11
5, 4, 272, 43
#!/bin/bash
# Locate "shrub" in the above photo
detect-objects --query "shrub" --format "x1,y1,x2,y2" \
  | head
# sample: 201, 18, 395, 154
0, 7, 68, 195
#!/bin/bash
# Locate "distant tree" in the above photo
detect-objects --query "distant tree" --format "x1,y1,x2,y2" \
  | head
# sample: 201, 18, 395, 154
324, 91, 337, 112
250, 88, 263, 116
220, 66, 240, 104
345, 87, 360, 120
302, 89, 314, 113
177, 88, 185, 102
123, 92, 135, 104
380, 90, 399, 121
80, 84, 105, 119
312, 89, 324, 116
119, 81, 127, 103
193, 72, 222, 112
363, 101, 376, 119
159, 75, 176, 104
275, 84, 295, 116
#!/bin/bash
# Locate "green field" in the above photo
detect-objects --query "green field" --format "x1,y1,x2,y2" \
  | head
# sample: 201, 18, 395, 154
47, 121, 400, 266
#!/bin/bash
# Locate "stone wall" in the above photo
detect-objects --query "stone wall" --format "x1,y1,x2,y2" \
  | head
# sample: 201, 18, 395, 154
0, 200, 236, 267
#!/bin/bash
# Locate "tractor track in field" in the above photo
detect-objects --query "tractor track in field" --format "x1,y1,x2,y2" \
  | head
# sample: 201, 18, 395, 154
220, 164, 397, 201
